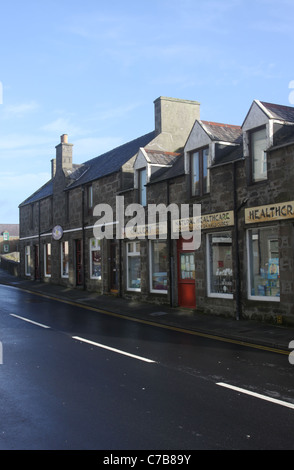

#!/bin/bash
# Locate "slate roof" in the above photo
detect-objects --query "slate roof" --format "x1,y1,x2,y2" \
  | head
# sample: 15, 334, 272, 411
19, 179, 53, 207
0, 224, 19, 237
19, 131, 156, 206
212, 144, 244, 167
260, 101, 294, 122
67, 131, 156, 189
148, 154, 184, 184
200, 121, 242, 144
144, 150, 180, 165
270, 123, 294, 149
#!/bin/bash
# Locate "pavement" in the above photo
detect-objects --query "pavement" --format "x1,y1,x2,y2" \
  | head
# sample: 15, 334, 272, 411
0, 267, 293, 353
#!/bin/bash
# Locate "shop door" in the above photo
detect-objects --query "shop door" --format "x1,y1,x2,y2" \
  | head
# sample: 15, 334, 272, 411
177, 238, 196, 308
110, 241, 118, 291
75, 239, 83, 286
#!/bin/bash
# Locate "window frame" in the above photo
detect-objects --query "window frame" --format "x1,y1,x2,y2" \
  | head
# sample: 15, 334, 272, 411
249, 125, 267, 183
89, 238, 102, 280
44, 243, 51, 277
138, 168, 147, 206
25, 245, 31, 276
206, 231, 233, 299
190, 146, 210, 197
61, 240, 69, 278
87, 184, 93, 214
246, 226, 280, 302
126, 241, 141, 292
149, 240, 168, 294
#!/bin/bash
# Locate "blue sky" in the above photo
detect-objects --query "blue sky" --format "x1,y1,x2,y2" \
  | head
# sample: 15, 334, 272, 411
1, 0, 294, 223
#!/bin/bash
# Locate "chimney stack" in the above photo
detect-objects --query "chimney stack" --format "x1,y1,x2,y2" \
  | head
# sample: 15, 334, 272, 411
55, 134, 73, 174
152, 96, 200, 152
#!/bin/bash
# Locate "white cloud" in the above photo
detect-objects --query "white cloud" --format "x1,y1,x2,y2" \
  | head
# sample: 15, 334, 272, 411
2, 101, 39, 118
41, 114, 89, 137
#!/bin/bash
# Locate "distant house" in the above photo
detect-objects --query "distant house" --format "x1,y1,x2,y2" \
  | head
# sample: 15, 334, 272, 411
0, 224, 19, 255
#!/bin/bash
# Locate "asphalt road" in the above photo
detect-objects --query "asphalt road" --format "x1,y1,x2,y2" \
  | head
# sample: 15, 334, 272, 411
1, 284, 294, 451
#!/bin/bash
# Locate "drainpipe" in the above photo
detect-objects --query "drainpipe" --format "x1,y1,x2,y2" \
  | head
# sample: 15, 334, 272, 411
38, 200, 41, 281
233, 161, 241, 321
82, 186, 86, 290
167, 179, 173, 307
233, 161, 248, 321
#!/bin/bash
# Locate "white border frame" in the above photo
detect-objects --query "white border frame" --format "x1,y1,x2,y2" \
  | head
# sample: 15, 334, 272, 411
149, 240, 168, 294
44, 243, 51, 278
89, 238, 101, 280
25, 245, 31, 276
206, 232, 234, 299
246, 227, 280, 302
126, 241, 141, 292
61, 240, 69, 279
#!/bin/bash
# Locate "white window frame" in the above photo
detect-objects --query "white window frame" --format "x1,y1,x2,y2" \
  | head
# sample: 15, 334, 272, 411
61, 241, 69, 278
126, 241, 141, 292
89, 238, 101, 280
44, 243, 51, 277
246, 227, 280, 302
206, 232, 233, 299
149, 240, 168, 294
25, 245, 31, 276
250, 127, 267, 182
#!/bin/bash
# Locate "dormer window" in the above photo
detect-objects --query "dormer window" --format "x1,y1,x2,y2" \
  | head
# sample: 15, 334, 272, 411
250, 126, 267, 182
87, 184, 93, 213
139, 168, 147, 206
191, 147, 210, 196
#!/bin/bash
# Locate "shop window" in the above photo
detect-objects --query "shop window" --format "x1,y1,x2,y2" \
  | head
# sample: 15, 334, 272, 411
90, 238, 101, 279
247, 227, 280, 301
44, 243, 51, 277
250, 127, 267, 182
25, 245, 31, 276
191, 147, 210, 196
149, 240, 168, 293
61, 241, 69, 278
139, 168, 147, 206
207, 232, 233, 298
126, 241, 141, 291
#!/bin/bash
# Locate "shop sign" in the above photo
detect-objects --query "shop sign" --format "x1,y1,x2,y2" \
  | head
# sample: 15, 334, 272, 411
245, 201, 294, 224
201, 211, 234, 230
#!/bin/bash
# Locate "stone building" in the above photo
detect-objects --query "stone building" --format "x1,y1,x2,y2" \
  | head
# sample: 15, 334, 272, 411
19, 96, 200, 293
19, 97, 294, 325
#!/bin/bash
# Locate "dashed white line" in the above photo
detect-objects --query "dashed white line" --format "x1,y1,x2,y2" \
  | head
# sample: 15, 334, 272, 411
72, 336, 156, 363
10, 313, 50, 329
217, 382, 294, 410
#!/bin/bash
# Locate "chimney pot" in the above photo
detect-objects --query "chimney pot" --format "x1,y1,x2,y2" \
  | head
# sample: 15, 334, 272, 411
61, 134, 68, 144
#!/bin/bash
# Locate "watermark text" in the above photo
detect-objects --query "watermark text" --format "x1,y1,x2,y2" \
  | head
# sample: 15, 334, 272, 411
93, 196, 201, 250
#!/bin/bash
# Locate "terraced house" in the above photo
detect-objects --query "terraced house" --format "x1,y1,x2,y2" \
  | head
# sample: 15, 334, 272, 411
19, 97, 294, 325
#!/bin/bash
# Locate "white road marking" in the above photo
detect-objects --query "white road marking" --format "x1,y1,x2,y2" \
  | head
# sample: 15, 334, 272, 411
72, 336, 156, 363
217, 382, 294, 410
10, 314, 50, 329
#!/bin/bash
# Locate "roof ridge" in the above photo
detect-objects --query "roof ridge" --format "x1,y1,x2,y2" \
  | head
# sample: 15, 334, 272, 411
145, 149, 181, 156
201, 120, 241, 129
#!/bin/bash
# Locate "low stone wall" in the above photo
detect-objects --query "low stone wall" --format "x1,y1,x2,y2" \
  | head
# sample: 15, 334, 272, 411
0, 255, 20, 277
